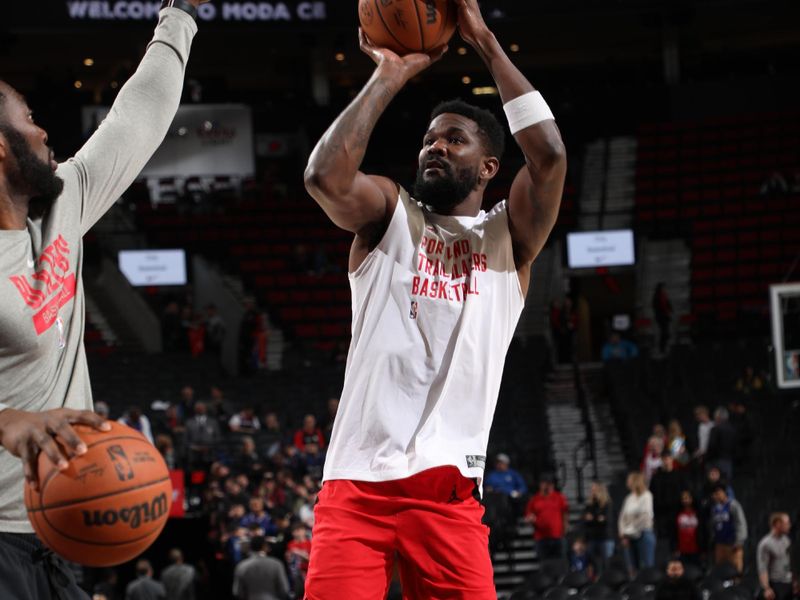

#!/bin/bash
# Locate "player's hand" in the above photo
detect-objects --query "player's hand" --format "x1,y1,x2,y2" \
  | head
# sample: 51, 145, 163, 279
0, 408, 111, 491
453, 0, 491, 49
359, 28, 448, 82
763, 587, 775, 600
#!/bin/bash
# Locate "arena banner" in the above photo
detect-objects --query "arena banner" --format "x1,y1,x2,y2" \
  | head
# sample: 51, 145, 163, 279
10, 1, 342, 27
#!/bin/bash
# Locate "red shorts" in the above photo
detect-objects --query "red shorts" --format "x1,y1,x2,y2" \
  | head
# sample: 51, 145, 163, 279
305, 466, 495, 600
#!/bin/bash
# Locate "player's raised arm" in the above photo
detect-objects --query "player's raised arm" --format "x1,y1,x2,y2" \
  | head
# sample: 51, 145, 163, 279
454, 0, 566, 278
304, 30, 447, 240
71, 1, 206, 235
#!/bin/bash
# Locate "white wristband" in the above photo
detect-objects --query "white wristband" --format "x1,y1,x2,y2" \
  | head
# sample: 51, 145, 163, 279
503, 91, 554, 135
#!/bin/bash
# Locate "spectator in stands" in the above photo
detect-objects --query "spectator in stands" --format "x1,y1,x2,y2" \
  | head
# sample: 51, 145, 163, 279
568, 537, 595, 579
484, 453, 528, 499
259, 411, 284, 459
757, 513, 796, 600
707, 407, 737, 480
655, 559, 701, 600
241, 497, 277, 537
619, 471, 656, 577
234, 436, 264, 477
185, 402, 221, 467
118, 406, 155, 445
293, 414, 325, 451
693, 405, 714, 462
601, 332, 639, 362
582, 480, 615, 572
642, 434, 665, 485
229, 407, 261, 435
207, 385, 232, 430
160, 548, 197, 600
286, 522, 312, 597
299, 442, 325, 481
524, 473, 569, 559
125, 559, 165, 600
652, 283, 673, 355
676, 490, 703, 567
259, 473, 287, 512
710, 483, 747, 573
667, 419, 689, 468
650, 450, 688, 559
232, 536, 289, 600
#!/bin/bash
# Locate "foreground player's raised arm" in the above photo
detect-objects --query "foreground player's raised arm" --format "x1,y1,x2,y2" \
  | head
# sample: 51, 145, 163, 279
304, 30, 447, 237
71, 4, 202, 235
455, 0, 566, 270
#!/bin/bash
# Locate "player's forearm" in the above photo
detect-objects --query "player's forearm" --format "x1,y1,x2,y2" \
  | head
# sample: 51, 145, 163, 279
473, 31, 565, 172
304, 66, 404, 199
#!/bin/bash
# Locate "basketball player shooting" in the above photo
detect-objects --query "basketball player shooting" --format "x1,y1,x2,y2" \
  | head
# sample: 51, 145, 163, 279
0, 1, 204, 597
303, 0, 566, 597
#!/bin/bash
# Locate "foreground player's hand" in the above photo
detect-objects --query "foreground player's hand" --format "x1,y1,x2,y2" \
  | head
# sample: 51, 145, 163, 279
0, 408, 111, 491
359, 28, 447, 82
453, 0, 491, 48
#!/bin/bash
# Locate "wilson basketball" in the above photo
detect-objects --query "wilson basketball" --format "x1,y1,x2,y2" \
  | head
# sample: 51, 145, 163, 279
24, 421, 172, 567
359, 0, 457, 55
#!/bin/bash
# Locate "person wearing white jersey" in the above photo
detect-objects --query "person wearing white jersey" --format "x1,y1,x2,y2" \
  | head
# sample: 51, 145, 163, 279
303, 0, 566, 597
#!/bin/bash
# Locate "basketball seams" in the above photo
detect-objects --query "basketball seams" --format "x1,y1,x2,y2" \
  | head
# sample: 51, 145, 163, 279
431, 0, 451, 49
374, 0, 415, 54
410, 0, 427, 52
29, 475, 171, 513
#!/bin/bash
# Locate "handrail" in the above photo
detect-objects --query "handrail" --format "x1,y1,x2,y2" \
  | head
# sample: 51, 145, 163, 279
572, 359, 598, 502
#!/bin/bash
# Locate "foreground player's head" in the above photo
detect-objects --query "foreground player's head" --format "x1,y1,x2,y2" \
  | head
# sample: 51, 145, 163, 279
414, 99, 505, 213
0, 81, 63, 213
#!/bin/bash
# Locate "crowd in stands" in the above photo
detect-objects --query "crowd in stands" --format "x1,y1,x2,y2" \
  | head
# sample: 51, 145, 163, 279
90, 384, 340, 600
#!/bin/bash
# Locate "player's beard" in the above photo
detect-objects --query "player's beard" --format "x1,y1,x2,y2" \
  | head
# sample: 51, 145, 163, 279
0, 124, 64, 217
413, 159, 479, 213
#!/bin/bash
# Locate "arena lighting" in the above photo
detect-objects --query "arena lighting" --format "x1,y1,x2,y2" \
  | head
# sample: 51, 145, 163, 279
335, 52, 345, 62
472, 86, 499, 96
73, 80, 82, 89
83, 57, 94, 66
509, 43, 520, 53
457, 47, 468, 56
110, 81, 118, 89
462, 76, 472, 84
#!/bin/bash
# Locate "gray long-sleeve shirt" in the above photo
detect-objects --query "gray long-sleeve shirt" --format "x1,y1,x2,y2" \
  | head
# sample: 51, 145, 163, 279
0, 8, 197, 533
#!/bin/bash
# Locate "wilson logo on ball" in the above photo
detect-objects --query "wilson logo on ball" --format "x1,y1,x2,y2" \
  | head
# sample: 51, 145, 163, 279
81, 492, 169, 530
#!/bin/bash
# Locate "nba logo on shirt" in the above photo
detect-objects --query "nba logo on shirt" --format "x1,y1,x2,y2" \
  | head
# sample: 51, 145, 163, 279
409, 300, 418, 320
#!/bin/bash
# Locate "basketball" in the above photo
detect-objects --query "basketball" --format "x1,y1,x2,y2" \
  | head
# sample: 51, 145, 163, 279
24, 421, 172, 567
358, 0, 457, 55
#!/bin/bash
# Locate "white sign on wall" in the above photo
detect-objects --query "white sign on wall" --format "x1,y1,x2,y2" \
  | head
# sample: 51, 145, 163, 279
119, 249, 187, 286
82, 104, 255, 179
567, 230, 635, 269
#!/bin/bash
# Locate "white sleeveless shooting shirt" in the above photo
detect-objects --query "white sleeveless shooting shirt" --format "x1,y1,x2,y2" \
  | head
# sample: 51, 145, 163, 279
322, 188, 525, 487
